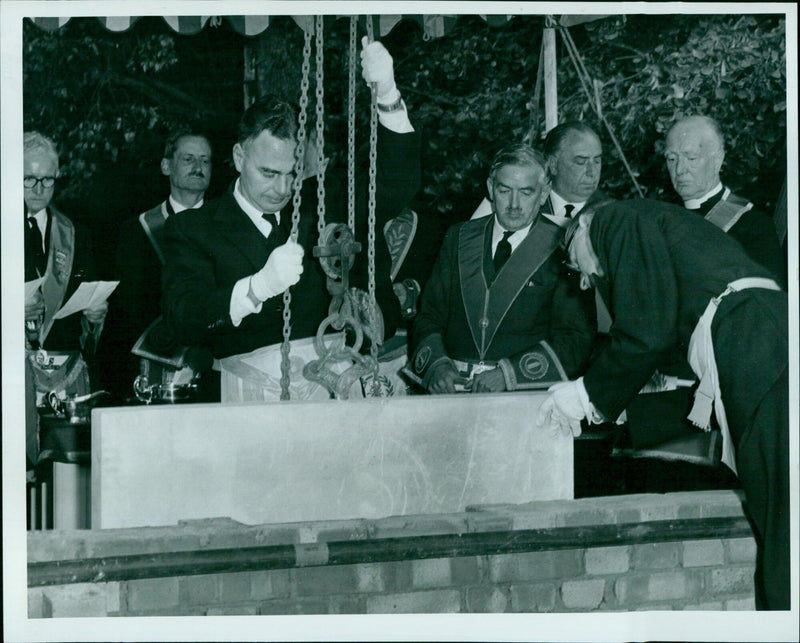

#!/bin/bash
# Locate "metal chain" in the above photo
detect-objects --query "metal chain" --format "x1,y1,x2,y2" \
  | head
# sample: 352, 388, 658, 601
347, 16, 357, 232
365, 17, 379, 361
315, 15, 326, 239
280, 19, 313, 400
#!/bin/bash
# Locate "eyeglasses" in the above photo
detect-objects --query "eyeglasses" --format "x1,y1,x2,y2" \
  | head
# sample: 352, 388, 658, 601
24, 176, 56, 189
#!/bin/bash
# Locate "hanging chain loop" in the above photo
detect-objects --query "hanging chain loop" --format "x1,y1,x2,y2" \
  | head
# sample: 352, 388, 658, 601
365, 17, 379, 362
279, 19, 313, 400
315, 15, 326, 239
347, 16, 357, 232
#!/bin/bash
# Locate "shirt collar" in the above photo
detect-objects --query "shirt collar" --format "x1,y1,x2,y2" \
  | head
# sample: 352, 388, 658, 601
492, 217, 532, 253
549, 191, 586, 217
169, 194, 203, 215
27, 208, 47, 231
684, 183, 723, 210
233, 178, 280, 226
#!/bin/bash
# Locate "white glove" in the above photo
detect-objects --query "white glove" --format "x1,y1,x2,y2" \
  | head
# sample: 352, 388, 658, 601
360, 36, 397, 101
250, 241, 304, 300
536, 378, 595, 437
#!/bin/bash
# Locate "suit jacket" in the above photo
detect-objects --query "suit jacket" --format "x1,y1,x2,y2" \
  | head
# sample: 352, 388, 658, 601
162, 124, 421, 359
540, 189, 609, 218
689, 187, 786, 288
26, 206, 98, 352
411, 215, 596, 388
96, 202, 169, 400
583, 198, 783, 424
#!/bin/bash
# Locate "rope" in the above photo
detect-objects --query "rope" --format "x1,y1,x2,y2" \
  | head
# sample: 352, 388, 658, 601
559, 25, 645, 198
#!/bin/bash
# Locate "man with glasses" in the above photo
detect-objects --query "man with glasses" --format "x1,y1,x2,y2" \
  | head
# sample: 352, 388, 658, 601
24, 131, 106, 469
664, 115, 785, 286
408, 144, 595, 394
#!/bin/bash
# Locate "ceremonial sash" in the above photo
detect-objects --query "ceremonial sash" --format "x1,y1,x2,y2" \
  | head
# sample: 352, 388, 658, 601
458, 217, 561, 359
139, 201, 170, 265
687, 276, 781, 473
39, 209, 75, 344
704, 188, 752, 233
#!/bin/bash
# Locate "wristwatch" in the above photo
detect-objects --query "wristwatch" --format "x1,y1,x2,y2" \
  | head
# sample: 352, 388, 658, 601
377, 95, 404, 113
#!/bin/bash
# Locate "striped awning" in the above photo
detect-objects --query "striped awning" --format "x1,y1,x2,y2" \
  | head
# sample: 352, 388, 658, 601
26, 14, 604, 39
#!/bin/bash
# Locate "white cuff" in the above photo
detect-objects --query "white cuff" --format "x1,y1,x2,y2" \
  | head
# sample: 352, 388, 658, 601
576, 377, 604, 424
230, 276, 261, 327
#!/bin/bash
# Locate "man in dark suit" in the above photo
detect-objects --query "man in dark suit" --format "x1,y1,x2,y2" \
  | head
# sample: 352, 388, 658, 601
24, 131, 106, 467
98, 130, 212, 403
409, 143, 596, 394
539, 199, 788, 609
665, 115, 786, 285
162, 39, 420, 363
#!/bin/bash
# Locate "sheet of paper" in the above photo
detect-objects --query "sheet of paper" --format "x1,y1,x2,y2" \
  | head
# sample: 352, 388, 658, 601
53, 280, 119, 319
25, 276, 45, 300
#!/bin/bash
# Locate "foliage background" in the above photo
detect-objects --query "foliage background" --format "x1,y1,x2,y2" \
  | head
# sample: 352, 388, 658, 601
22, 13, 787, 276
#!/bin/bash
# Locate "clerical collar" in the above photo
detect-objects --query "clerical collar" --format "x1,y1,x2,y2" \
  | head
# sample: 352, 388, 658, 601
168, 194, 203, 215
233, 178, 281, 226
684, 183, 723, 210
491, 218, 532, 254
549, 191, 586, 218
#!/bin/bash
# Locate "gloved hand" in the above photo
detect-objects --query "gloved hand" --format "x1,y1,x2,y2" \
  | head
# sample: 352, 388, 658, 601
83, 300, 108, 325
250, 241, 304, 300
536, 378, 594, 437
360, 36, 397, 102
471, 367, 506, 393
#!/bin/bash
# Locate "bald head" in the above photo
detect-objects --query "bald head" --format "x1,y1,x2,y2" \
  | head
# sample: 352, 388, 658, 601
665, 115, 725, 202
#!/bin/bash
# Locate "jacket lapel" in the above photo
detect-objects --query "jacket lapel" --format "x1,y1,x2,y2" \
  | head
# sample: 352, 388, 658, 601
40, 209, 74, 343
214, 190, 271, 272
483, 217, 561, 352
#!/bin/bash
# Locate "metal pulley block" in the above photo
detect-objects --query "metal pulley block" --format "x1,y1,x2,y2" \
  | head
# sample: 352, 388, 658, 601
313, 223, 361, 281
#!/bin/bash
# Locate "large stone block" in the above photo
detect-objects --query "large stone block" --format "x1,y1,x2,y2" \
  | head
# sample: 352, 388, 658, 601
92, 392, 572, 527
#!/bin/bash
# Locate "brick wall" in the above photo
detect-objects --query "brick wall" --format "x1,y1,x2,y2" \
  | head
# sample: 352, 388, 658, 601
28, 491, 756, 616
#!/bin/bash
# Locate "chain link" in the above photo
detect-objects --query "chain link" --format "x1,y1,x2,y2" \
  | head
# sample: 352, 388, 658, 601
280, 19, 313, 400
347, 16, 357, 232
315, 15, 326, 239
365, 17, 379, 361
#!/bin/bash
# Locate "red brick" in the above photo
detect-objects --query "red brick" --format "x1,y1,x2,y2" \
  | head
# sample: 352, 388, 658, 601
614, 574, 649, 605
249, 569, 290, 600
648, 570, 703, 601
219, 572, 250, 602
292, 564, 357, 595
632, 543, 680, 570
126, 577, 179, 612
724, 596, 756, 610
181, 574, 217, 605
490, 550, 582, 582
380, 560, 413, 591
27, 589, 52, 618
451, 556, 481, 584
682, 601, 724, 610
682, 540, 724, 567
509, 583, 557, 612
259, 598, 332, 615
412, 558, 451, 588
329, 595, 367, 614
33, 583, 112, 617
355, 563, 384, 592
726, 537, 757, 564
366, 589, 461, 613
585, 546, 629, 575
206, 604, 258, 615
560, 579, 606, 609
709, 566, 755, 595
560, 508, 615, 527
465, 586, 509, 612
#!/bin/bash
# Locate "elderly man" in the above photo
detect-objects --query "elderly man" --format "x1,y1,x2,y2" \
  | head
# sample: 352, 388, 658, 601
539, 198, 788, 610
471, 121, 605, 222
98, 129, 213, 403
162, 39, 420, 364
665, 115, 786, 285
409, 143, 596, 394
24, 131, 107, 467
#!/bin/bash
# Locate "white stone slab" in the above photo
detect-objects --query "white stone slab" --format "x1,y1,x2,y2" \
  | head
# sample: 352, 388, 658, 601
91, 392, 572, 528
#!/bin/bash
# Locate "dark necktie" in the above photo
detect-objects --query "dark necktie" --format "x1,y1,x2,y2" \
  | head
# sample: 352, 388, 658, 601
563, 204, 575, 218
262, 212, 288, 245
493, 230, 514, 275
26, 216, 47, 277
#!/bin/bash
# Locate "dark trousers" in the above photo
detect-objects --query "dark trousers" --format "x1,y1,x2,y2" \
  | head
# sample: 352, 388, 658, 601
715, 290, 790, 610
